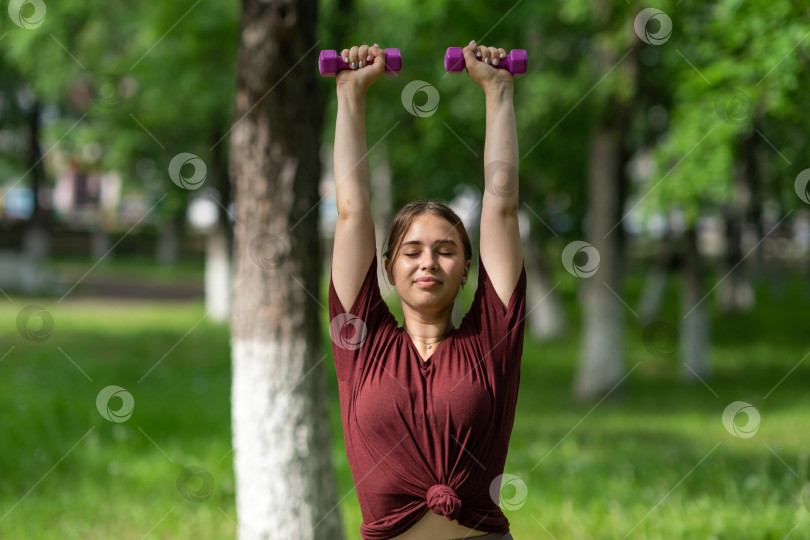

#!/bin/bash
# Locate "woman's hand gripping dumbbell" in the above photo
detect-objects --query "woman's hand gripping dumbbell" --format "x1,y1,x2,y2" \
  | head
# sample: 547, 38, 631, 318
445, 41, 527, 75
319, 45, 402, 77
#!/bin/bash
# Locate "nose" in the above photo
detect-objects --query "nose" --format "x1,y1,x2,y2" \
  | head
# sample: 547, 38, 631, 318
420, 250, 437, 271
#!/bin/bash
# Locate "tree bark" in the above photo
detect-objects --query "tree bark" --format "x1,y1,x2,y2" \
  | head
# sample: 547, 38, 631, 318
155, 214, 181, 265
719, 133, 757, 312
229, 1, 343, 538
372, 149, 394, 296
572, 15, 633, 400
23, 99, 50, 261
637, 230, 676, 324
525, 233, 566, 339
205, 223, 231, 323
680, 226, 711, 381
205, 130, 234, 323
574, 126, 626, 400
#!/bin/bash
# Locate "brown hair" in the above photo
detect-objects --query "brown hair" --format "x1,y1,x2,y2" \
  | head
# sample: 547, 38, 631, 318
383, 201, 472, 282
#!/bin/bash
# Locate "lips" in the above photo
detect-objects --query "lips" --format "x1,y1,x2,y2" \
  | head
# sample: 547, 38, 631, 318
414, 277, 440, 284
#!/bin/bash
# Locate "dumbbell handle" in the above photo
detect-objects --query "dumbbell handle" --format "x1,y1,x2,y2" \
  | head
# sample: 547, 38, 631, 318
319, 49, 402, 76
444, 47, 528, 75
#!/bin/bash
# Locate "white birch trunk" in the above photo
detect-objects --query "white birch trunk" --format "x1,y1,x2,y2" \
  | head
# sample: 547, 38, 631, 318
680, 228, 711, 381
525, 239, 566, 339
205, 225, 231, 323
228, 1, 343, 537
372, 150, 394, 297
637, 234, 675, 324
574, 127, 625, 400
231, 338, 339, 539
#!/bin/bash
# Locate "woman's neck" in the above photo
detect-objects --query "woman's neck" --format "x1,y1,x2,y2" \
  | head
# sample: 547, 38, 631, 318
401, 305, 455, 342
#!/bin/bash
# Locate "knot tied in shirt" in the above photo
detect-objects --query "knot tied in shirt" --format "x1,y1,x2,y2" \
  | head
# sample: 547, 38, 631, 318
426, 484, 461, 520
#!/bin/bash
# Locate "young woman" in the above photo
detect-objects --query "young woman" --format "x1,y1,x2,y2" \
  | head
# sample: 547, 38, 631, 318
328, 41, 526, 540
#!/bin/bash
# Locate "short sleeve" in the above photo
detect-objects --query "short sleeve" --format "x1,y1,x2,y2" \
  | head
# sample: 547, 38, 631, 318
328, 254, 397, 381
458, 254, 527, 375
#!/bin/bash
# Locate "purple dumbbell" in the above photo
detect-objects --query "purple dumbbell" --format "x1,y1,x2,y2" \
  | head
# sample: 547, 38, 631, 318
319, 48, 402, 77
444, 47, 528, 75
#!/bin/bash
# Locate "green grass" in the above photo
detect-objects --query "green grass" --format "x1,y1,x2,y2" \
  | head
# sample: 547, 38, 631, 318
40, 254, 206, 285
1, 273, 808, 539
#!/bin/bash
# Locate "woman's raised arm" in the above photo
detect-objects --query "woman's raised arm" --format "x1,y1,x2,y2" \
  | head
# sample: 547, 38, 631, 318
463, 41, 523, 310
332, 44, 386, 311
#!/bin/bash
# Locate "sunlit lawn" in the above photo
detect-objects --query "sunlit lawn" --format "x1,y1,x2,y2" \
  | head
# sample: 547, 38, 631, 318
1, 267, 808, 539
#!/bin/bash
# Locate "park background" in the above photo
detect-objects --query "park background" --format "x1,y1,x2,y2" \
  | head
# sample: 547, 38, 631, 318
1, 0, 809, 538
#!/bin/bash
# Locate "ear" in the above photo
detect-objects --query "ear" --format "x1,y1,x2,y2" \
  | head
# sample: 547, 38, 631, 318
384, 258, 394, 283
462, 259, 472, 283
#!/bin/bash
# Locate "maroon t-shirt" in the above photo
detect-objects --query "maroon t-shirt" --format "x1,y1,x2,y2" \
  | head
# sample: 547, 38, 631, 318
328, 253, 527, 540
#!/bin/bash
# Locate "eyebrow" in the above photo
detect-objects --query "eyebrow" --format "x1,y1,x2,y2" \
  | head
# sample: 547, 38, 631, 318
401, 240, 457, 247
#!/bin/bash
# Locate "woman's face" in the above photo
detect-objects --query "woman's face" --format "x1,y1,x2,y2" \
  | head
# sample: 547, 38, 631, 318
385, 214, 470, 316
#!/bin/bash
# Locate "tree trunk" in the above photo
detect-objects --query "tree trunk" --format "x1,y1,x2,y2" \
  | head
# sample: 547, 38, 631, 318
574, 126, 626, 400
372, 149, 394, 297
155, 215, 181, 265
23, 99, 50, 261
637, 230, 676, 324
720, 134, 757, 312
206, 130, 234, 323
205, 223, 231, 323
525, 234, 566, 339
680, 227, 711, 381
228, 1, 343, 538
572, 2, 636, 400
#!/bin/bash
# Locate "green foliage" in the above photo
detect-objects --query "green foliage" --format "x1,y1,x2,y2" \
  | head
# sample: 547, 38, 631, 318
646, 0, 810, 223
1, 0, 239, 224
317, 0, 810, 238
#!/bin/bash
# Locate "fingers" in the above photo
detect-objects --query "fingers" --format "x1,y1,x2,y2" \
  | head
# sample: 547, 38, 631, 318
462, 40, 479, 64
496, 48, 506, 66
477, 45, 488, 64
465, 41, 508, 67
368, 43, 383, 59
477, 46, 502, 66
340, 44, 383, 70
349, 46, 359, 69
368, 43, 386, 73
358, 45, 370, 68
